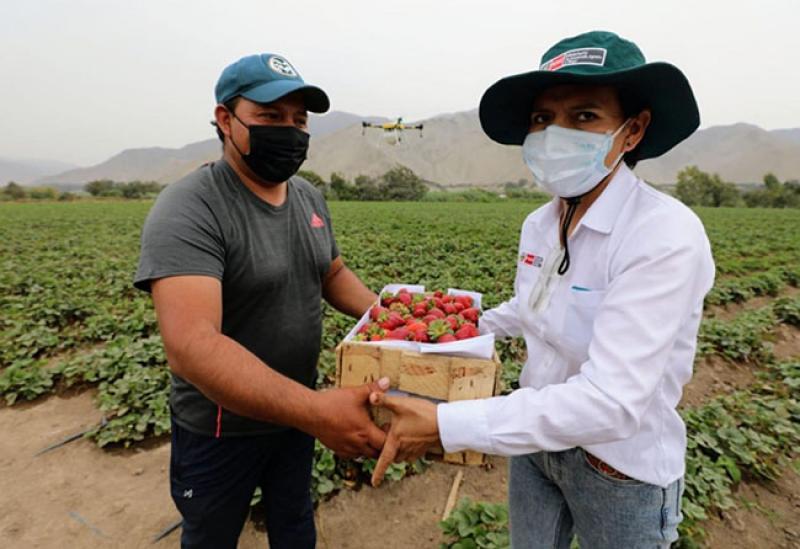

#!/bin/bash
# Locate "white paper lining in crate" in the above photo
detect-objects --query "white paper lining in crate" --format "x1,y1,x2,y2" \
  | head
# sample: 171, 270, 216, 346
343, 283, 495, 360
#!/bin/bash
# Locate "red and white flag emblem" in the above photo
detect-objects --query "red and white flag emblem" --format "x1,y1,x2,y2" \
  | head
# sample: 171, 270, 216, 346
310, 213, 325, 228
520, 252, 543, 267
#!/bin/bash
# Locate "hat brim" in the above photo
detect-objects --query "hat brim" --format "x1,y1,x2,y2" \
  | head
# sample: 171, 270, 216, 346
479, 62, 699, 160
239, 79, 330, 113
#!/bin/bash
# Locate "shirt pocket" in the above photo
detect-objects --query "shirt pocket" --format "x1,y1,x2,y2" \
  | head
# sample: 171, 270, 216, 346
561, 288, 606, 354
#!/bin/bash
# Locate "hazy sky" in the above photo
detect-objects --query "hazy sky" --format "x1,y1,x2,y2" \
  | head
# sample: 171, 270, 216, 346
2, 0, 798, 166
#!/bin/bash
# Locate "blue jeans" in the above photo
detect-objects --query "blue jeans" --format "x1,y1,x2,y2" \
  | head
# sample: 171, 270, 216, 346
170, 420, 316, 549
509, 448, 683, 548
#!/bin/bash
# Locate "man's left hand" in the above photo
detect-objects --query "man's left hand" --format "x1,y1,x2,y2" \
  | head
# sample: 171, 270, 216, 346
368, 392, 441, 487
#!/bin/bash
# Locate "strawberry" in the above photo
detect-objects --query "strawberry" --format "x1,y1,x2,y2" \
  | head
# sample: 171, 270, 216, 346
389, 302, 410, 316
461, 307, 479, 324
363, 323, 386, 341
444, 315, 461, 331
370, 305, 389, 322
453, 302, 465, 312
380, 291, 396, 307
396, 292, 413, 306
380, 312, 405, 330
423, 314, 439, 324
406, 320, 428, 333
364, 323, 384, 336
433, 297, 444, 309
454, 295, 473, 308
412, 304, 428, 318
441, 295, 454, 304
443, 303, 457, 315
433, 290, 444, 298
455, 323, 479, 340
427, 319, 454, 342
385, 327, 411, 340
411, 330, 429, 342
428, 307, 446, 319
438, 334, 457, 343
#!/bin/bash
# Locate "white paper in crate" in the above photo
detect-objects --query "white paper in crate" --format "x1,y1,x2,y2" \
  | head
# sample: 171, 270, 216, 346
343, 283, 495, 360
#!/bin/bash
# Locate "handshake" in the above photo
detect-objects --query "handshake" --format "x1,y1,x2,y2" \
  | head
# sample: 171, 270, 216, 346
307, 377, 441, 487
303, 286, 493, 486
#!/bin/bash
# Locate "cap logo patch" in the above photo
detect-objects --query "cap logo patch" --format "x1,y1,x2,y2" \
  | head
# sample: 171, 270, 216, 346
540, 48, 607, 71
268, 56, 298, 77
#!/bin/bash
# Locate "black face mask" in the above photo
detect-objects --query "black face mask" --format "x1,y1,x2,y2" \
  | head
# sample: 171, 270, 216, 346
229, 112, 310, 184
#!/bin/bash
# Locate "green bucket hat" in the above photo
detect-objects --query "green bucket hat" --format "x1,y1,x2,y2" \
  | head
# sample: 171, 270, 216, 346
479, 31, 699, 160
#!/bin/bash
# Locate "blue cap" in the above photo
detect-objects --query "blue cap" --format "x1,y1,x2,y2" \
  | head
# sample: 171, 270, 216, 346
214, 53, 330, 113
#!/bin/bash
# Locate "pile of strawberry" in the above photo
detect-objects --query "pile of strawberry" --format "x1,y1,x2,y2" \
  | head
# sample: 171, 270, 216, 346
354, 289, 481, 343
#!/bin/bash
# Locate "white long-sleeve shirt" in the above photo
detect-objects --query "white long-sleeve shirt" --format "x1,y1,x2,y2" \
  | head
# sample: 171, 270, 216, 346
437, 165, 715, 487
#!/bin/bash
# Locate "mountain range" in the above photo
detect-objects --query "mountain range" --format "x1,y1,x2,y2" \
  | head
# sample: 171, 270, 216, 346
0, 157, 77, 185
10, 110, 800, 188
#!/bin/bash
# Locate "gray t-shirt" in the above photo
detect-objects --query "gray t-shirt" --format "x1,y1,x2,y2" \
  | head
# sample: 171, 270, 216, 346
134, 159, 338, 436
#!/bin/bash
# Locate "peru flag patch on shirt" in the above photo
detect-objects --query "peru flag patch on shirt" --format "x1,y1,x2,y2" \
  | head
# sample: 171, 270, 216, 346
520, 252, 543, 267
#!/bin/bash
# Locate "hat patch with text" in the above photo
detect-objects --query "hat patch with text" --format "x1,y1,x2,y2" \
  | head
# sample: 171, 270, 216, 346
268, 56, 298, 77
540, 48, 607, 72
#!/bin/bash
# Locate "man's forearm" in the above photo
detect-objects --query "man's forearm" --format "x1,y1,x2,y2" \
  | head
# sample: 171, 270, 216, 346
169, 328, 322, 434
323, 265, 377, 318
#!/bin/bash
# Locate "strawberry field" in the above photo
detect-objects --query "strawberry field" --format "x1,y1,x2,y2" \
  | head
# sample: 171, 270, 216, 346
1, 200, 799, 548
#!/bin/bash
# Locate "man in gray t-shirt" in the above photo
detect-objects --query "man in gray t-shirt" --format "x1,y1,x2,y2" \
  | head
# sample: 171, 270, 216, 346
134, 53, 386, 549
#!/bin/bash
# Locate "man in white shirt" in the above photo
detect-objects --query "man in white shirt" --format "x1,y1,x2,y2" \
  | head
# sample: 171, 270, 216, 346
369, 31, 714, 548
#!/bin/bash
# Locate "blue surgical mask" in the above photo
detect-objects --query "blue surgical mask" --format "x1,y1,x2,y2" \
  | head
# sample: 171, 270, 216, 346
522, 120, 630, 198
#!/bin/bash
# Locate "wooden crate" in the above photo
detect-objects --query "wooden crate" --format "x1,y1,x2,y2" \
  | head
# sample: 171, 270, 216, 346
335, 340, 502, 465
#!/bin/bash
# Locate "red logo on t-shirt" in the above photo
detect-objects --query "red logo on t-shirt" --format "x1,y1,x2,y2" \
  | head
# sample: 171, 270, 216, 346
310, 213, 325, 228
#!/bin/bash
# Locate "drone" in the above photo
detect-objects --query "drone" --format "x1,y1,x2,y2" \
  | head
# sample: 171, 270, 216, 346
361, 117, 423, 145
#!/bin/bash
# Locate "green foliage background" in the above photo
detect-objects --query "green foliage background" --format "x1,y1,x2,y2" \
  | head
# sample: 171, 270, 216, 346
1, 199, 799, 547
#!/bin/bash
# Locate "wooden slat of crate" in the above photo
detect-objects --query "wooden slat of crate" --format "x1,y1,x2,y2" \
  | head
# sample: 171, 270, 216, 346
335, 341, 500, 465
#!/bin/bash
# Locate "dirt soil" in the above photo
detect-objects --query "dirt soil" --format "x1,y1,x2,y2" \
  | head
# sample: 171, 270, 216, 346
702, 466, 800, 549
681, 306, 800, 409
315, 457, 507, 549
0, 390, 177, 549
0, 389, 507, 549
680, 355, 756, 409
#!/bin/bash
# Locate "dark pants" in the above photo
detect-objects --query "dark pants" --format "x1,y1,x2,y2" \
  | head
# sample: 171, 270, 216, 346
170, 420, 316, 549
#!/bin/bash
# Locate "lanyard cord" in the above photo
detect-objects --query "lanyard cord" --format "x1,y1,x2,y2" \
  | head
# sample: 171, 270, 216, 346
553, 124, 631, 276
557, 196, 582, 275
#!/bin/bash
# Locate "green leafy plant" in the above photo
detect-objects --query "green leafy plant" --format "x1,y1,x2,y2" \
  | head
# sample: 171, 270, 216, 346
439, 498, 510, 549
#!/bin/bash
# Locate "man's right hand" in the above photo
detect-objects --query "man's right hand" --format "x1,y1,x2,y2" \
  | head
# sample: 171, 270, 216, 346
307, 377, 390, 459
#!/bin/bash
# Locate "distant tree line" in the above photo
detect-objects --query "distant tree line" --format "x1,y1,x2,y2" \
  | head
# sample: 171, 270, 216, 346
4, 165, 797, 206
0, 179, 165, 201
298, 168, 547, 202
84, 179, 164, 198
674, 166, 800, 208
298, 166, 428, 201
0, 182, 70, 201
